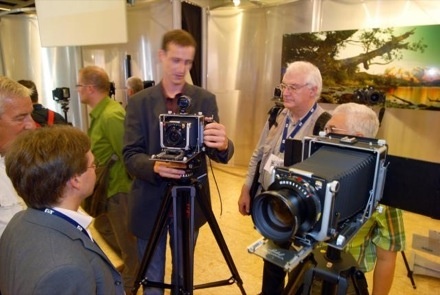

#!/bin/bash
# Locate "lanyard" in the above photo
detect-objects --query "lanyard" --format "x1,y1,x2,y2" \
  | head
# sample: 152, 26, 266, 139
38, 208, 92, 240
279, 103, 317, 153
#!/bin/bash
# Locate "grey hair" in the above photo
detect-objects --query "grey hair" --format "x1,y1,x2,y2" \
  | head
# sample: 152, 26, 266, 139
126, 76, 144, 94
332, 103, 379, 137
0, 76, 32, 116
284, 61, 322, 100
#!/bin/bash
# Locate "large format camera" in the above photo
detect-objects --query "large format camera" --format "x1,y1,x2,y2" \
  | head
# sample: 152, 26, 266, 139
152, 94, 205, 163
248, 134, 388, 271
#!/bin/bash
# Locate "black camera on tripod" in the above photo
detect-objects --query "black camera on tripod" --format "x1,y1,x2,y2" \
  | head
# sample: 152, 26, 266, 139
52, 87, 70, 102
152, 94, 205, 164
353, 86, 385, 105
52, 87, 71, 122
248, 134, 388, 271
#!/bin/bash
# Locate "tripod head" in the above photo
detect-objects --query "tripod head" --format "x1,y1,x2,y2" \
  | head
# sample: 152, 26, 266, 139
168, 153, 203, 184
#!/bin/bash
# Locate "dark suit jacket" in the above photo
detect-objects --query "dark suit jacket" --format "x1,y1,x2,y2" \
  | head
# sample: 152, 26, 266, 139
123, 82, 234, 239
0, 209, 124, 295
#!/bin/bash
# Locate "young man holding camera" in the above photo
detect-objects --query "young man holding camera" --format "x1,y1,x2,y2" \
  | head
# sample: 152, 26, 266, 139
123, 29, 234, 295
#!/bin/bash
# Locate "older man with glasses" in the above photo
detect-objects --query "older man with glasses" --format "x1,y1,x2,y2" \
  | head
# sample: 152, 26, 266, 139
321, 103, 405, 295
238, 61, 331, 295
0, 76, 35, 238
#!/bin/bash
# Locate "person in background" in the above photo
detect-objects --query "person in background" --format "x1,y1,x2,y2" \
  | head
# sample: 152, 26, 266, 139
237, 61, 330, 295
77, 65, 139, 294
126, 76, 144, 97
123, 29, 234, 295
17, 79, 66, 126
0, 76, 35, 237
321, 102, 405, 295
0, 125, 124, 295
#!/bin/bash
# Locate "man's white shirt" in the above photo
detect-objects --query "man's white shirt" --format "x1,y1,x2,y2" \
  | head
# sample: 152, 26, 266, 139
0, 156, 25, 237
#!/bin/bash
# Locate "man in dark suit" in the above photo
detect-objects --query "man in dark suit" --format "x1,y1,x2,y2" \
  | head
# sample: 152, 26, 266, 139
123, 29, 234, 295
0, 125, 124, 295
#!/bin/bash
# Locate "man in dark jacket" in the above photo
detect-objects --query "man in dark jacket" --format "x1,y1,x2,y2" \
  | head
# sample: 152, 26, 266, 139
0, 125, 124, 295
123, 29, 234, 295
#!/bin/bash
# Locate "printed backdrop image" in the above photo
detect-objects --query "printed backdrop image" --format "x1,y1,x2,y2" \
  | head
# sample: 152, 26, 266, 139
282, 24, 440, 111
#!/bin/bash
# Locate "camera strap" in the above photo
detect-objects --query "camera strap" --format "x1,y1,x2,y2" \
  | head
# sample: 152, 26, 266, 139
279, 102, 317, 153
37, 207, 92, 240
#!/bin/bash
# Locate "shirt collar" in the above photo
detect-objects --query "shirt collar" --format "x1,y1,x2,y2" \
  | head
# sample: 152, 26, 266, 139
53, 206, 93, 230
89, 96, 111, 119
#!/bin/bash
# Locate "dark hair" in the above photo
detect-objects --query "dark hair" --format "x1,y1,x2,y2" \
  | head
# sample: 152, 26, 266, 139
5, 125, 91, 208
161, 29, 197, 51
17, 80, 38, 103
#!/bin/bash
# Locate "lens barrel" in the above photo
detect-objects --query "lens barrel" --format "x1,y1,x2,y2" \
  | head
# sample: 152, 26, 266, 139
252, 177, 321, 243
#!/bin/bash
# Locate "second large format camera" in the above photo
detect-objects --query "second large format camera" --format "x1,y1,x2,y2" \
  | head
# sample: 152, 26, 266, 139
248, 134, 388, 271
152, 94, 205, 163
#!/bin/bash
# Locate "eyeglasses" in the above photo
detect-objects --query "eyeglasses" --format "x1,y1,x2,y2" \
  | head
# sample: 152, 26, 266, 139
87, 162, 97, 170
75, 84, 94, 88
324, 126, 348, 135
279, 83, 309, 93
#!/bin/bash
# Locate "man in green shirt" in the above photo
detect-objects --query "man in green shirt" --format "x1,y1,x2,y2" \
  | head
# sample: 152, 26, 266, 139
77, 65, 139, 294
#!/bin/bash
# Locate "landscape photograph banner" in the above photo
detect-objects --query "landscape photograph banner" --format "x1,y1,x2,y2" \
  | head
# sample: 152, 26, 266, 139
282, 24, 440, 111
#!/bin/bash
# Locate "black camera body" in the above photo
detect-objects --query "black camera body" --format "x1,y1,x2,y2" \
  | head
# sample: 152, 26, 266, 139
354, 86, 385, 105
152, 95, 205, 164
52, 87, 70, 102
248, 134, 388, 271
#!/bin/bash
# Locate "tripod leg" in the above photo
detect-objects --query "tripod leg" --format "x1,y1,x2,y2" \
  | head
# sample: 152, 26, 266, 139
350, 269, 369, 295
401, 251, 416, 289
283, 255, 316, 295
194, 183, 247, 295
172, 186, 196, 295
132, 186, 173, 295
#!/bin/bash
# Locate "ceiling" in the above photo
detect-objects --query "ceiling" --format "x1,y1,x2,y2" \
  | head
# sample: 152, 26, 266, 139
0, 0, 299, 14
0, 0, 35, 12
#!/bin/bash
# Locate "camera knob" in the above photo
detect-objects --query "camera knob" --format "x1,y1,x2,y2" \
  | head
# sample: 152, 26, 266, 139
329, 181, 339, 193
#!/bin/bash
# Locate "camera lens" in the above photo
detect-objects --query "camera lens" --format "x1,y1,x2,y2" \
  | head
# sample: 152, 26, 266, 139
164, 123, 185, 147
368, 91, 383, 104
252, 178, 321, 243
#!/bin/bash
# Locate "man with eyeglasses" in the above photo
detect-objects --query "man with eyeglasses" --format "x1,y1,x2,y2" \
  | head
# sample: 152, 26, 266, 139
319, 103, 405, 295
238, 61, 330, 295
0, 125, 124, 294
77, 65, 139, 294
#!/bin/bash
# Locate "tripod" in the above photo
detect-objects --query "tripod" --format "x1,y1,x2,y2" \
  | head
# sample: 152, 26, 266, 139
283, 246, 369, 295
54, 100, 69, 123
132, 177, 246, 295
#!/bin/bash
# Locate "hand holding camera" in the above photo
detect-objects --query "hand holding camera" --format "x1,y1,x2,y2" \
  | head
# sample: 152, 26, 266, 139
203, 121, 229, 151
153, 161, 187, 179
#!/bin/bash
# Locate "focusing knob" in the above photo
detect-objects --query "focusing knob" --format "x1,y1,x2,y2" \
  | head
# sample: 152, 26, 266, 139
329, 181, 339, 193
176, 94, 191, 113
